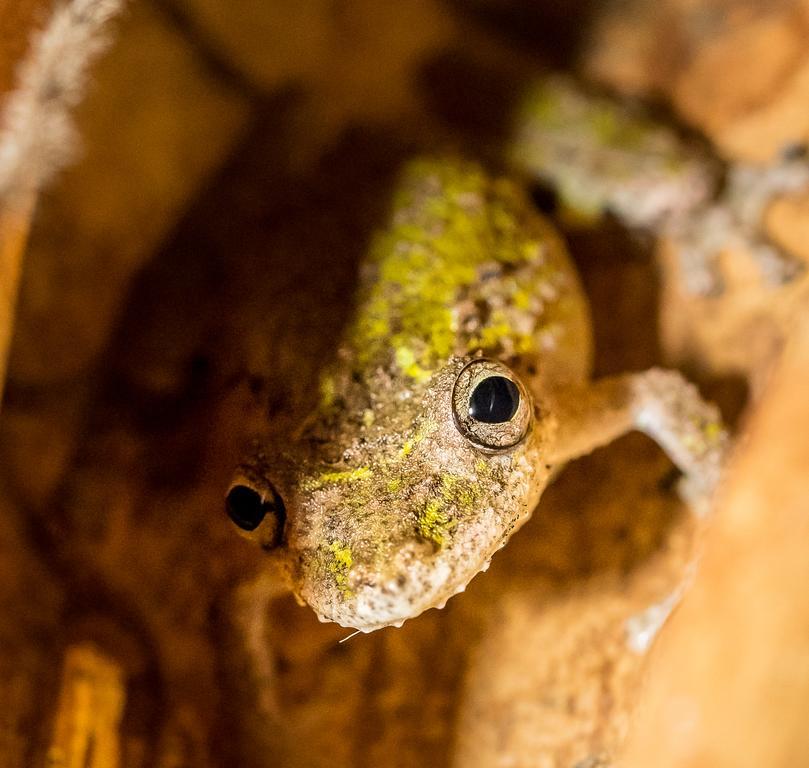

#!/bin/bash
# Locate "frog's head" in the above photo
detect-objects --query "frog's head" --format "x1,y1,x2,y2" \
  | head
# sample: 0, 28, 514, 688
227, 356, 556, 632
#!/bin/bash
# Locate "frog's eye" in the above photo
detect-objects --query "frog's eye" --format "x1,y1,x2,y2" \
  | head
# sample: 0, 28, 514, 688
452, 359, 532, 451
226, 485, 268, 531
226, 481, 286, 549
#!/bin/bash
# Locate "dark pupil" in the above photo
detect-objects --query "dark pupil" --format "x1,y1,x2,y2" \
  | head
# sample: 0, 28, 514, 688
226, 485, 267, 531
469, 376, 520, 424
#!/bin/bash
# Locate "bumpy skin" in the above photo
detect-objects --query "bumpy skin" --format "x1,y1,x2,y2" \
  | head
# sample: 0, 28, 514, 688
232, 157, 727, 633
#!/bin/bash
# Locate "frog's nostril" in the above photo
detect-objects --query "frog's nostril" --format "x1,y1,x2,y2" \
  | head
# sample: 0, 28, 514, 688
226, 484, 286, 548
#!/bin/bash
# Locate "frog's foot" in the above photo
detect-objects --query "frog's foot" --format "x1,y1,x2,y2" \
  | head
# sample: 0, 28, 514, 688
668, 155, 809, 295
548, 368, 729, 512
629, 368, 728, 500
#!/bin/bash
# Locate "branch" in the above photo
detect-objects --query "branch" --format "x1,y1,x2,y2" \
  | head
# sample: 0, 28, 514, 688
0, 0, 127, 402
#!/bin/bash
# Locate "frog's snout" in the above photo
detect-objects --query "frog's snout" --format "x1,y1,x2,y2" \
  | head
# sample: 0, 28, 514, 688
225, 478, 286, 549
302, 538, 476, 632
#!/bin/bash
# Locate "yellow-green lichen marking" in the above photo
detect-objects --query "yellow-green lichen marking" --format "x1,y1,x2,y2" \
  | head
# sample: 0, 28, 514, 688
438, 472, 480, 510
305, 466, 372, 491
348, 158, 550, 380
416, 473, 482, 549
703, 420, 723, 444
386, 477, 402, 494
682, 417, 725, 456
513, 78, 697, 225
399, 419, 437, 459
417, 499, 456, 550
395, 346, 432, 383
327, 541, 354, 596
318, 374, 337, 409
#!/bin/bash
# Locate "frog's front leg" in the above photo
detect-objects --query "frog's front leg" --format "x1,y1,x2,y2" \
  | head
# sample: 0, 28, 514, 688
546, 368, 727, 506
545, 368, 728, 653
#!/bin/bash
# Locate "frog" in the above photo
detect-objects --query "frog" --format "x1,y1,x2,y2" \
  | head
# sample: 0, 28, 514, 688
226, 147, 729, 635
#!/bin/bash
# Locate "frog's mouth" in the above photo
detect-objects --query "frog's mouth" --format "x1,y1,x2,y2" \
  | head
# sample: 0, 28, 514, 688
307, 553, 492, 633
295, 519, 503, 633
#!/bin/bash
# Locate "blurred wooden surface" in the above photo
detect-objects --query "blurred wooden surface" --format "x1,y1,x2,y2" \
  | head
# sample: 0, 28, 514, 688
0, 195, 32, 401
46, 644, 126, 768
0, 0, 50, 98
622, 303, 809, 768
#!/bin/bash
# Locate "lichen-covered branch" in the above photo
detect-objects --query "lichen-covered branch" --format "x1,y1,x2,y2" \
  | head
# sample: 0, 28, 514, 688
0, 0, 127, 202
0, 0, 127, 401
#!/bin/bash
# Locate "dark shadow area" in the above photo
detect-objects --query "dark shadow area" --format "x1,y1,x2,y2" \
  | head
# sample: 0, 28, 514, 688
68, 116, 435, 767
443, 0, 604, 67
568, 221, 663, 376
418, 48, 540, 155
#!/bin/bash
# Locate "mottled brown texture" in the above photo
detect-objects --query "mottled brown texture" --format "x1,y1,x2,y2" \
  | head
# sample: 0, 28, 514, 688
0, 488, 64, 768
